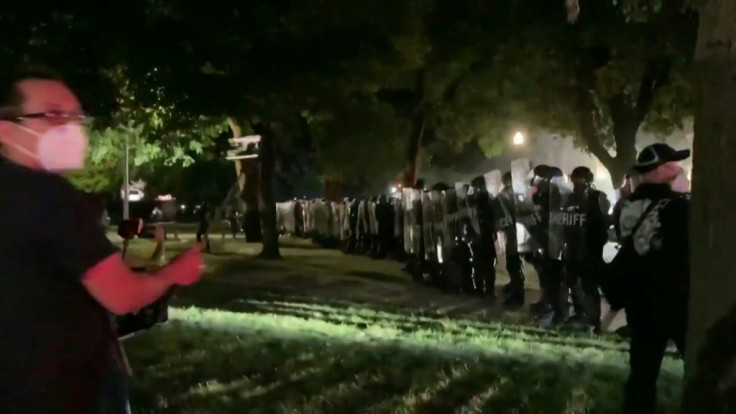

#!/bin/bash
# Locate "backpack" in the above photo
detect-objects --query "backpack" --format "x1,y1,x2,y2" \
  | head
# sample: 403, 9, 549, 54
600, 199, 662, 310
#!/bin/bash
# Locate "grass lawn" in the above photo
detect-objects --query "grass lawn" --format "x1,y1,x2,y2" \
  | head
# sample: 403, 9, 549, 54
119, 234, 683, 413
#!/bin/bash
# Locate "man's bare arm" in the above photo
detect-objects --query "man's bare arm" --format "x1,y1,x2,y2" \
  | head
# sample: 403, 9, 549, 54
82, 246, 201, 315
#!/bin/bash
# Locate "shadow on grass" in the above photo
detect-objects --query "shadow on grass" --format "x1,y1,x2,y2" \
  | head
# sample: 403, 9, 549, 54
126, 323, 682, 414
345, 270, 410, 283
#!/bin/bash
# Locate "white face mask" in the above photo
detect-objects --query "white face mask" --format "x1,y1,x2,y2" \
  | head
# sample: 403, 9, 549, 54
10, 123, 88, 171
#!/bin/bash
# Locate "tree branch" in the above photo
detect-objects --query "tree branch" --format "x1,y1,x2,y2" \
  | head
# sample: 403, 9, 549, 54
577, 88, 614, 167
633, 59, 671, 125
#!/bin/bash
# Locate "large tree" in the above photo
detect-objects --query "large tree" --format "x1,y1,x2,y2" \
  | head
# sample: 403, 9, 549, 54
680, 1, 736, 410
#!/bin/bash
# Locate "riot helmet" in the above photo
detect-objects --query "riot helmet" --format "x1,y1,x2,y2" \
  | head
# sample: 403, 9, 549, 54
431, 182, 451, 191
502, 171, 512, 190
531, 164, 550, 186
470, 175, 486, 191
570, 166, 594, 193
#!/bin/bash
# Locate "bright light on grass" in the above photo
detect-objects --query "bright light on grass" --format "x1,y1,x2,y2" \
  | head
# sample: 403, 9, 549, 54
125, 306, 683, 413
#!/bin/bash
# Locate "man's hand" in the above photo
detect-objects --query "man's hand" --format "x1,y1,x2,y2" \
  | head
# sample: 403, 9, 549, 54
166, 245, 203, 286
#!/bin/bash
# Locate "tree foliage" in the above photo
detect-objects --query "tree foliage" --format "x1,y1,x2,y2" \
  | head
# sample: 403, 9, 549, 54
466, 0, 697, 185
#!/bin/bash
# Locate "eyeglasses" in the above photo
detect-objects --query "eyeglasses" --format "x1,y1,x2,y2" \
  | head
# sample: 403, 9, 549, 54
4, 110, 94, 125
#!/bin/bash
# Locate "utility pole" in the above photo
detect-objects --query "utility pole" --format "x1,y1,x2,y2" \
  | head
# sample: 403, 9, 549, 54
123, 134, 130, 220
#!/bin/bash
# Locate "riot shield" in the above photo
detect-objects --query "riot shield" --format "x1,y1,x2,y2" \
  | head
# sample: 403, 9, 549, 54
347, 199, 360, 252
309, 199, 325, 241
455, 183, 470, 240
441, 189, 458, 259
482, 169, 503, 244
393, 197, 402, 240
466, 186, 482, 238
455, 183, 478, 293
331, 202, 342, 241
483, 170, 502, 198
548, 176, 574, 260
510, 159, 536, 253
440, 188, 464, 290
402, 189, 417, 255
421, 191, 436, 262
357, 200, 369, 253
368, 199, 379, 237
294, 200, 305, 238
510, 159, 532, 199
340, 200, 351, 241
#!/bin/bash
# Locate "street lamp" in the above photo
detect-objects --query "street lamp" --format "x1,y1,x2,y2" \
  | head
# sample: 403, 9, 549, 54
512, 131, 526, 146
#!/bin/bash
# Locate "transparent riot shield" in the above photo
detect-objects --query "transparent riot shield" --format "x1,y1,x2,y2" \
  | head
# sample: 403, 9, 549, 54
409, 189, 422, 255
483, 169, 503, 234
368, 200, 379, 237
331, 202, 343, 241
311, 199, 327, 240
484, 170, 502, 198
402, 189, 416, 255
357, 200, 369, 251
441, 188, 458, 260
429, 191, 445, 260
510, 159, 535, 253
455, 183, 470, 240
548, 176, 574, 260
493, 188, 517, 256
393, 197, 402, 241
340, 200, 350, 241
466, 186, 482, 238
421, 191, 436, 262
440, 188, 464, 290
304, 200, 315, 235
480, 169, 504, 250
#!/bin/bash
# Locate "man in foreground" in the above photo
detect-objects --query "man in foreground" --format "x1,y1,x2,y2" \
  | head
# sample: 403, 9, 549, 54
0, 72, 203, 413
613, 143, 690, 413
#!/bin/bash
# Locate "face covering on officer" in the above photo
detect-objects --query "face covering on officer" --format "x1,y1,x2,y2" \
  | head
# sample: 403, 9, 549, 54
670, 168, 690, 193
570, 167, 593, 194
9, 123, 88, 172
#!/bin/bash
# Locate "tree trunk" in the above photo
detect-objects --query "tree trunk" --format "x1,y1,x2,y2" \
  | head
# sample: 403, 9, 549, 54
605, 128, 638, 189
241, 160, 262, 242
577, 89, 638, 190
324, 179, 343, 202
251, 122, 281, 259
405, 111, 425, 187
228, 117, 262, 242
682, 1, 736, 410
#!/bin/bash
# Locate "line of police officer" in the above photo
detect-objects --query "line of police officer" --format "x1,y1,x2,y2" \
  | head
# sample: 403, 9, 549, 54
292, 159, 613, 333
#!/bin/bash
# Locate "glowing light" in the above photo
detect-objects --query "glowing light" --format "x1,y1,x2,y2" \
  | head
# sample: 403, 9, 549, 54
390, 186, 398, 194
127, 192, 144, 202
595, 169, 608, 181
180, 204, 186, 210
512, 132, 525, 146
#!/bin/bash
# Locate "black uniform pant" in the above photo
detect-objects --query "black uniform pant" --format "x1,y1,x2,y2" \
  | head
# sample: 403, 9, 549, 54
565, 259, 602, 326
505, 252, 524, 298
471, 237, 496, 295
624, 303, 687, 414
543, 259, 566, 317
196, 220, 211, 250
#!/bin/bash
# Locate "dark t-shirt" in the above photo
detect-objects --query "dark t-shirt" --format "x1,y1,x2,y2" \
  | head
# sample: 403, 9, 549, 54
0, 160, 119, 413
